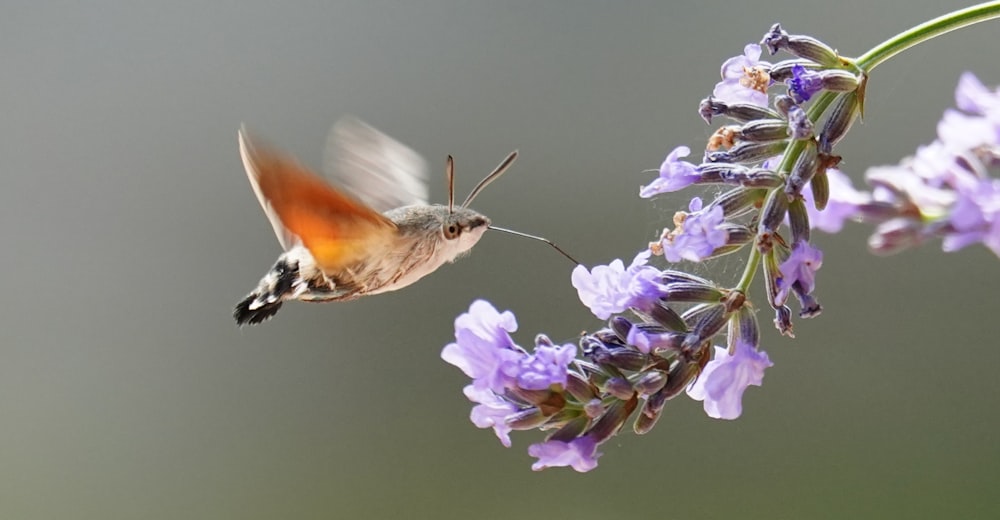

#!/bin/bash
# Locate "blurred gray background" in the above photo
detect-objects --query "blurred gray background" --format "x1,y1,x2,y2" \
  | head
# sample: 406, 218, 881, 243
2, 1, 999, 518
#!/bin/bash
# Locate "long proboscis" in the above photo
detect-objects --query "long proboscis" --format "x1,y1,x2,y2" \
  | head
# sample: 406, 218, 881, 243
488, 225, 580, 265
461, 150, 519, 209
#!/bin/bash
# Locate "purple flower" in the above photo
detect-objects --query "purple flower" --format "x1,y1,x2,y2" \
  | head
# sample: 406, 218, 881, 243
954, 71, 1000, 117
517, 342, 576, 390
626, 326, 674, 355
572, 250, 667, 319
776, 241, 823, 304
661, 197, 729, 263
686, 340, 773, 420
937, 108, 999, 152
442, 300, 525, 392
945, 177, 1000, 257
640, 146, 700, 197
528, 434, 601, 472
464, 385, 517, 448
786, 64, 824, 103
713, 44, 771, 107
804, 168, 867, 233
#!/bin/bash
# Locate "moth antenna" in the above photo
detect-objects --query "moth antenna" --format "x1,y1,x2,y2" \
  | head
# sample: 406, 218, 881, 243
462, 150, 518, 209
488, 225, 580, 265
446, 155, 455, 214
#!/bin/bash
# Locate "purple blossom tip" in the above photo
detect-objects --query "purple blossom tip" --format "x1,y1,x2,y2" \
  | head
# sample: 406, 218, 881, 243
660, 198, 729, 263
713, 44, 770, 108
464, 386, 517, 447
687, 341, 773, 420
572, 250, 667, 319
776, 241, 823, 304
804, 168, 867, 233
517, 342, 576, 390
786, 64, 823, 103
528, 435, 601, 472
640, 146, 700, 197
442, 300, 525, 393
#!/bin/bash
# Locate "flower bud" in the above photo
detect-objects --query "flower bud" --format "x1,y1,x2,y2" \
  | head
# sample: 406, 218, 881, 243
773, 305, 795, 337
731, 307, 760, 353
786, 139, 819, 197
604, 377, 636, 400
739, 119, 793, 143
634, 370, 668, 396
687, 304, 729, 346
788, 197, 811, 244
648, 301, 689, 332
507, 408, 550, 430
761, 23, 841, 67
565, 372, 599, 402
587, 396, 639, 444
819, 91, 860, 153
769, 59, 821, 82
810, 168, 830, 211
714, 187, 769, 217
706, 140, 789, 165
759, 187, 790, 234
633, 389, 669, 434
699, 96, 781, 124
663, 282, 725, 303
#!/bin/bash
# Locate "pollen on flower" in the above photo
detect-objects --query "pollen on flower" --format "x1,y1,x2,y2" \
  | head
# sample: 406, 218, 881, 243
708, 126, 739, 151
741, 65, 771, 94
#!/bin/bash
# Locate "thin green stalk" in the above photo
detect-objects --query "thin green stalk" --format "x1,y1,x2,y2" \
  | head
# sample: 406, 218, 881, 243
856, 1, 1000, 71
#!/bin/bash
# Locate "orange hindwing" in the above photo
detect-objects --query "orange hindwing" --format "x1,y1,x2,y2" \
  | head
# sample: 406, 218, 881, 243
238, 128, 396, 273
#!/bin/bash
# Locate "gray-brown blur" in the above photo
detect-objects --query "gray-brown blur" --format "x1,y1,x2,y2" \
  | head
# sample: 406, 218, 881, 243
3, 1, 998, 518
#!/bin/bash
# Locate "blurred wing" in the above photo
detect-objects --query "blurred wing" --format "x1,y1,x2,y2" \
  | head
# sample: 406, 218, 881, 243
323, 116, 429, 213
238, 127, 396, 272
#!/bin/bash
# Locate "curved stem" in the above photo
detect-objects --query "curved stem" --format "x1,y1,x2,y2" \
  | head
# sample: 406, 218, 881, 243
735, 245, 761, 294
856, 1, 1000, 72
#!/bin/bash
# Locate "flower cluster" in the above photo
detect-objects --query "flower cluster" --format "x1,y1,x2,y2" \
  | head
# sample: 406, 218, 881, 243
442, 8, 1000, 472
851, 73, 1000, 256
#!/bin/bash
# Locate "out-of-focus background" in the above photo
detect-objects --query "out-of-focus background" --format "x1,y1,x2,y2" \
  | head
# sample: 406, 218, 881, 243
3, 1, 999, 518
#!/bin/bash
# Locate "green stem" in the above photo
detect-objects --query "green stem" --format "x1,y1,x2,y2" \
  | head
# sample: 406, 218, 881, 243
735, 245, 761, 294
856, 1, 1000, 71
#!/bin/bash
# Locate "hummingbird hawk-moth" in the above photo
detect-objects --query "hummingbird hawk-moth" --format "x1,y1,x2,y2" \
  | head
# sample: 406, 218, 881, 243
234, 118, 537, 326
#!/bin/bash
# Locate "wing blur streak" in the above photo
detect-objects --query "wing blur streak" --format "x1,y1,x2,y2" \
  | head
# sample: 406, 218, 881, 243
323, 116, 429, 213
238, 127, 396, 273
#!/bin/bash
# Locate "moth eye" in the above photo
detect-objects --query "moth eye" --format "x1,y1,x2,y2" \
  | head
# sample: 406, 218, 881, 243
444, 223, 460, 239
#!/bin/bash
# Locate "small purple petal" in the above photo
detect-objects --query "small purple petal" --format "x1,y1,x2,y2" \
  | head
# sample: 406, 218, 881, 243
572, 250, 667, 319
464, 385, 517, 448
955, 71, 1000, 116
528, 435, 601, 472
661, 198, 729, 263
937, 108, 998, 152
640, 146, 700, 197
786, 64, 824, 103
713, 44, 770, 107
804, 168, 867, 233
517, 342, 576, 390
686, 341, 773, 420
945, 178, 1000, 257
442, 300, 525, 392
776, 241, 823, 304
